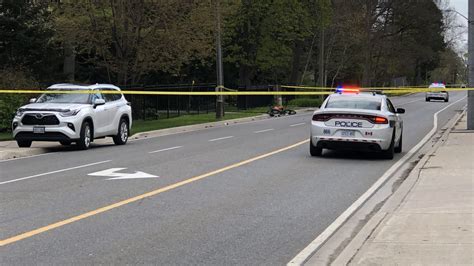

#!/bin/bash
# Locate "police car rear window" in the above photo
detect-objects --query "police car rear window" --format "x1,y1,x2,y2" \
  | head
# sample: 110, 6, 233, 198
326, 98, 381, 110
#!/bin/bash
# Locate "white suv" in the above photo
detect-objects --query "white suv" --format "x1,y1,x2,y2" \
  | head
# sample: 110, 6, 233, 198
12, 83, 132, 150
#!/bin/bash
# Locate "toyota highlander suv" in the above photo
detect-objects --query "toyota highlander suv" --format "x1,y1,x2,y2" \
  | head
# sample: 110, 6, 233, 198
310, 88, 405, 159
426, 83, 449, 102
12, 83, 132, 150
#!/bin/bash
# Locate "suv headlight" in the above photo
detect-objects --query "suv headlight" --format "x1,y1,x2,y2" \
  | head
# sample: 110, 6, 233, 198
15, 109, 24, 117
59, 109, 81, 117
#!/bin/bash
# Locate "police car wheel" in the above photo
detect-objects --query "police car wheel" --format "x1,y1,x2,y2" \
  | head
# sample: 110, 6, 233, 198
310, 140, 323, 156
382, 130, 395, 159
394, 133, 402, 153
444, 98, 449, 102
425, 98, 430, 102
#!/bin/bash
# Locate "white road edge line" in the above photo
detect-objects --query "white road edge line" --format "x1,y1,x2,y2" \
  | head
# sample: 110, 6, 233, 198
208, 136, 234, 142
0, 160, 112, 185
148, 146, 183, 154
288, 96, 467, 265
290, 123, 306, 127
254, 129, 274, 133
0, 153, 51, 163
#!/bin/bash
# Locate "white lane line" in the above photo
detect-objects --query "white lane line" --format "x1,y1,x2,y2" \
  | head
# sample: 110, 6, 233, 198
0, 160, 112, 185
397, 98, 422, 106
130, 112, 314, 142
290, 123, 306, 127
148, 146, 183, 154
208, 136, 234, 142
254, 129, 274, 133
288, 96, 467, 265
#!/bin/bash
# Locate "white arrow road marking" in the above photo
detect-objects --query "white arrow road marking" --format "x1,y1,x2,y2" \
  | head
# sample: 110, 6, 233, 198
88, 168, 158, 180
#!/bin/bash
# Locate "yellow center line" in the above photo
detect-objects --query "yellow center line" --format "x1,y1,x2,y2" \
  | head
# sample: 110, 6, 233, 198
0, 139, 309, 247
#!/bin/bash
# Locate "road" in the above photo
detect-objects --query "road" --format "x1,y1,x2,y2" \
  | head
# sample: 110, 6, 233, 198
0, 92, 467, 264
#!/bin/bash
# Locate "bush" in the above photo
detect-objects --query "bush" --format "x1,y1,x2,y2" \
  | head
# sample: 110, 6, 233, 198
287, 97, 323, 108
0, 68, 38, 132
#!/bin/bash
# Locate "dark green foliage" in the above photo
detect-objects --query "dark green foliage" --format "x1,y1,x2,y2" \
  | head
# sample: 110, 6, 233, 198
0, 68, 38, 131
0, 0, 62, 82
287, 97, 323, 107
0, 0, 465, 110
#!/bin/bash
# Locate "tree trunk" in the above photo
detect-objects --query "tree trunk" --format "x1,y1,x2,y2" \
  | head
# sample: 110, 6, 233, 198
289, 40, 303, 84
63, 41, 75, 82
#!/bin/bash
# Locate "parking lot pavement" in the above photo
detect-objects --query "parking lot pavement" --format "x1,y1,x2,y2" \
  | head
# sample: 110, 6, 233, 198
330, 114, 474, 265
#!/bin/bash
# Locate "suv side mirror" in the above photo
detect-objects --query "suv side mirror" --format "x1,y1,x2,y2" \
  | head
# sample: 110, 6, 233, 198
29, 98, 37, 103
396, 108, 405, 114
94, 98, 105, 108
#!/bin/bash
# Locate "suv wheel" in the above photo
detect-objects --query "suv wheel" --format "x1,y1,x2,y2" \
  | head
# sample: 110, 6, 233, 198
113, 118, 129, 145
17, 140, 32, 148
77, 121, 91, 150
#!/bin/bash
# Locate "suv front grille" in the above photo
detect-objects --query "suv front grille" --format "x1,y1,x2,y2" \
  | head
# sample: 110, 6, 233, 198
22, 114, 60, 125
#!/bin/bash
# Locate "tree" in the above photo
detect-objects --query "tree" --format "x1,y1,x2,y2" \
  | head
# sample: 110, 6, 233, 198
0, 0, 61, 81
224, 0, 314, 86
54, 0, 215, 85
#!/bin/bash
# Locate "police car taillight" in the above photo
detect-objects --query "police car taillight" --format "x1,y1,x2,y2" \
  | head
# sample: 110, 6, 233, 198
371, 116, 388, 124
312, 114, 332, 121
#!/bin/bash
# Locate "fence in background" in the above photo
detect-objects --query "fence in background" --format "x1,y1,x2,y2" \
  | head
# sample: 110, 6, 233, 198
120, 84, 293, 120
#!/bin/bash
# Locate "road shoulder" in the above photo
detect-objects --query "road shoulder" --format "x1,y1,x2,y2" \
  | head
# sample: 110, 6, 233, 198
331, 112, 473, 265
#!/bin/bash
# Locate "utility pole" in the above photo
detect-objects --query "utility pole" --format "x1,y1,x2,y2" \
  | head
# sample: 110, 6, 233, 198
215, 0, 224, 119
468, 0, 474, 129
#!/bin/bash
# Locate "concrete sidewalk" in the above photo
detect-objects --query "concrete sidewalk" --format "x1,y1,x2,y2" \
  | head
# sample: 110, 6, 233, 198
334, 114, 474, 265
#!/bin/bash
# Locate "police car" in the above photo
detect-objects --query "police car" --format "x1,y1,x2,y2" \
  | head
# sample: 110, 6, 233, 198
310, 88, 405, 159
426, 83, 449, 102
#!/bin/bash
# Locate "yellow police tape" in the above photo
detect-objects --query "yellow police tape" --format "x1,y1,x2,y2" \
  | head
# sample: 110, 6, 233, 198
0, 87, 473, 96
281, 85, 466, 90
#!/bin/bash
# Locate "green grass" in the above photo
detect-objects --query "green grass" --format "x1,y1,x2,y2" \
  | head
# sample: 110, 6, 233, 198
0, 132, 12, 141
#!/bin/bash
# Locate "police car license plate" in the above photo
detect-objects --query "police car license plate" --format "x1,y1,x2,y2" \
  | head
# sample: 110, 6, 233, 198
33, 126, 45, 134
341, 130, 355, 137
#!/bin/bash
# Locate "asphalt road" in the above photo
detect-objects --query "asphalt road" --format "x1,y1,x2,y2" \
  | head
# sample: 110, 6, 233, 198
0, 92, 467, 264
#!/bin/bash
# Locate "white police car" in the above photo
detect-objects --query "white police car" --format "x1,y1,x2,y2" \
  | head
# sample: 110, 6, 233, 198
426, 83, 449, 102
310, 88, 405, 159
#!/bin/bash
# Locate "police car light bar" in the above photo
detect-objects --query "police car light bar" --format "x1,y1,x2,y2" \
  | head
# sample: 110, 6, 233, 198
335, 87, 360, 93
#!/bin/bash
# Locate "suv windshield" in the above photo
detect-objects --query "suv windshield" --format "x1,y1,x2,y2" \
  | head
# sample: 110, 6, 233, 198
36, 89, 91, 104
326, 97, 381, 110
